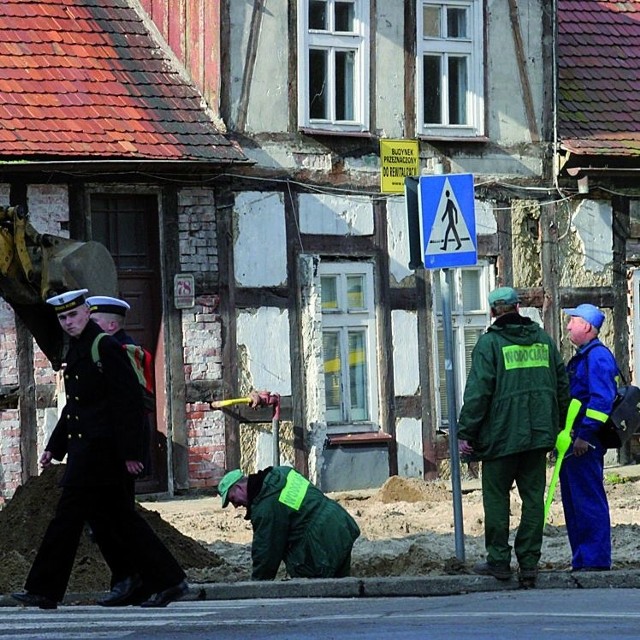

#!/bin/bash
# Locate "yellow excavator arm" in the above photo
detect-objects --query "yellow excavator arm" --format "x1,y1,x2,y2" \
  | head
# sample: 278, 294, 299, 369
0, 205, 118, 369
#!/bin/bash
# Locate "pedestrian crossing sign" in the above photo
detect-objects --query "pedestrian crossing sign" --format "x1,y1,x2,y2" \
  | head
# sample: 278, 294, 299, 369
419, 174, 477, 269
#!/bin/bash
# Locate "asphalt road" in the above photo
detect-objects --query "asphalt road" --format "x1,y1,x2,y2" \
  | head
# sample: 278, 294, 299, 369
3, 590, 640, 640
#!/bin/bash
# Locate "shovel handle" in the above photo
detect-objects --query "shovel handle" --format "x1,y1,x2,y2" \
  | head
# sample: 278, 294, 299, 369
210, 397, 251, 409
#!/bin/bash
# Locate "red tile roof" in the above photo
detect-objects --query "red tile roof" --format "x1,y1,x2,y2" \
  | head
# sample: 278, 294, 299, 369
558, 1, 640, 159
0, 0, 246, 164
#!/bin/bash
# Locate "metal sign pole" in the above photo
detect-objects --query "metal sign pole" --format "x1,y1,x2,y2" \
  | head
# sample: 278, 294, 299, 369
440, 268, 465, 562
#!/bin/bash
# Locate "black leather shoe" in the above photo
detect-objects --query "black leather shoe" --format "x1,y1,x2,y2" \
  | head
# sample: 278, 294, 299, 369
12, 591, 58, 610
140, 580, 188, 608
98, 575, 143, 607
472, 561, 513, 581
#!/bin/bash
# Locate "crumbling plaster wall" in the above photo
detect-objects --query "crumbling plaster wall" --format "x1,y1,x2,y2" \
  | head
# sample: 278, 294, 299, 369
486, 0, 544, 146
232, 189, 292, 474
557, 198, 615, 359
298, 193, 374, 236
392, 309, 422, 478
297, 255, 326, 485
234, 191, 287, 287
228, 0, 289, 133
229, 1, 547, 180
558, 199, 613, 289
511, 199, 542, 288
375, 2, 406, 139
387, 196, 413, 286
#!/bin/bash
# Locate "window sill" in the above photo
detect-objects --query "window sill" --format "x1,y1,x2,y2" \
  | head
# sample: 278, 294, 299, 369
299, 127, 373, 139
326, 432, 393, 446
417, 134, 490, 143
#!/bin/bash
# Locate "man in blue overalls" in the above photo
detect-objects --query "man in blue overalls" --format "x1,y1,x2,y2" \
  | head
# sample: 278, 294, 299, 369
561, 303, 617, 571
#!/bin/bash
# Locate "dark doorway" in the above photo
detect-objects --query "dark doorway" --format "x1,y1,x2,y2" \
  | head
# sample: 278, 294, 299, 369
90, 193, 166, 493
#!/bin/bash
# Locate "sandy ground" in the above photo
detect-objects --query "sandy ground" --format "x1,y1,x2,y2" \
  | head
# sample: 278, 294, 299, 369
3, 465, 639, 595
139, 469, 640, 583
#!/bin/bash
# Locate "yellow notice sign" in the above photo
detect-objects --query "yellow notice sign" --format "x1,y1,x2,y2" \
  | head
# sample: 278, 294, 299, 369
380, 139, 419, 193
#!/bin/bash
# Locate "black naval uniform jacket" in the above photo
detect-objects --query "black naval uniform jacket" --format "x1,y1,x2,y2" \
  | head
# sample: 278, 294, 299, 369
46, 319, 144, 487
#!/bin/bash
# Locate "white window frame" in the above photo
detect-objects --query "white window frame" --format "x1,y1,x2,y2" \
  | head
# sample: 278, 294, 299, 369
319, 261, 379, 431
297, 0, 370, 133
416, 0, 484, 138
432, 261, 494, 426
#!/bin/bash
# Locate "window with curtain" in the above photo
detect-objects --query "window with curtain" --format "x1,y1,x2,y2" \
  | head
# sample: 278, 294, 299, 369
320, 262, 378, 428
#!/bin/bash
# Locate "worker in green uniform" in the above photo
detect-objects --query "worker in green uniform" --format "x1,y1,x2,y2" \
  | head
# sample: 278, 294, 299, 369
457, 287, 569, 584
219, 466, 360, 580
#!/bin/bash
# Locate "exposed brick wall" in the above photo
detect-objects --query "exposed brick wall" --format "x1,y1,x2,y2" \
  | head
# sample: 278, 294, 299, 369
0, 409, 20, 506
0, 301, 18, 386
185, 403, 226, 489
178, 187, 218, 277
182, 294, 226, 489
0, 187, 18, 501
0, 300, 20, 501
178, 186, 225, 489
27, 184, 68, 391
27, 184, 69, 235
0, 185, 67, 501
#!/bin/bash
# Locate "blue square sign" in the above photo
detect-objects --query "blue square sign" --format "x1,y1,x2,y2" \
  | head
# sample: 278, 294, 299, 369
419, 174, 477, 269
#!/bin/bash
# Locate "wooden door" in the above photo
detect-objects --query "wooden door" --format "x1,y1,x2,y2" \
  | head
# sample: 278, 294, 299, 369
90, 193, 166, 493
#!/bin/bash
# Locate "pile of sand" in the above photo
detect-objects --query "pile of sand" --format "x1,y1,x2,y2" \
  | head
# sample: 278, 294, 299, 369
0, 465, 228, 594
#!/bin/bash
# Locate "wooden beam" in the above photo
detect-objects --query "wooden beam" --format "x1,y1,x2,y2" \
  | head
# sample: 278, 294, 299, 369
415, 267, 438, 479
507, 0, 540, 142
375, 199, 397, 476
16, 318, 37, 482
236, 0, 266, 132
284, 189, 308, 475
217, 187, 241, 471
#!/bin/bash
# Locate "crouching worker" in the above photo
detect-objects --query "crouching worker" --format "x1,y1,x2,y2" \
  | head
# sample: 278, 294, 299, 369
219, 466, 360, 580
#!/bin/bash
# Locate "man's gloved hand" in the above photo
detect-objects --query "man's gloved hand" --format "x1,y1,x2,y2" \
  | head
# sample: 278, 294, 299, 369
248, 390, 263, 409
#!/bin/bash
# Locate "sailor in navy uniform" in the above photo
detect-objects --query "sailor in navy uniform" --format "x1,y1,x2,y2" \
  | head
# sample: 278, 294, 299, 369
86, 294, 153, 487
12, 290, 186, 610
85, 294, 156, 603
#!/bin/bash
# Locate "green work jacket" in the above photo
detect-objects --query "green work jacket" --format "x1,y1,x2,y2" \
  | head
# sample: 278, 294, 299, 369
248, 466, 360, 580
457, 313, 570, 460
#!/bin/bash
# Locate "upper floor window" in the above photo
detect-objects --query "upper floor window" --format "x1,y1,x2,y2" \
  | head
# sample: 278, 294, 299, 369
298, 0, 370, 133
320, 262, 378, 428
416, 0, 484, 138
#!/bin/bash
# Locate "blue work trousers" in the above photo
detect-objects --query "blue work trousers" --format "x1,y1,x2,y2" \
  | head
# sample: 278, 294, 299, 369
559, 446, 611, 570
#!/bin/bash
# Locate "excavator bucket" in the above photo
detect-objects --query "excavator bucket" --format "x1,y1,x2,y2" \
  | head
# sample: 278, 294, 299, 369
0, 206, 117, 369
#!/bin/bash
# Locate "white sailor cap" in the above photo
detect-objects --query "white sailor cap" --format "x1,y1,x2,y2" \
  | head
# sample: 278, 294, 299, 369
45, 289, 89, 313
86, 296, 131, 316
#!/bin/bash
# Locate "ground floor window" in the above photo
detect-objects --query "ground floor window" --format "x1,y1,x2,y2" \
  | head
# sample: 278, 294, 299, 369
319, 261, 378, 430
432, 262, 493, 426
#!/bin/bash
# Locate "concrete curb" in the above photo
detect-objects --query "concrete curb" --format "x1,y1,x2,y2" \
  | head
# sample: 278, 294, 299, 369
4, 570, 640, 607
190, 569, 640, 600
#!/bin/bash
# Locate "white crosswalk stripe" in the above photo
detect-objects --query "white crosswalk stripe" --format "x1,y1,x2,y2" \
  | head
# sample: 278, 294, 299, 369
1, 603, 235, 639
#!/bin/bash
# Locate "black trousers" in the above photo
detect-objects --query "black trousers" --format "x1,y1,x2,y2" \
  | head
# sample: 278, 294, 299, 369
92, 474, 135, 587
25, 483, 185, 602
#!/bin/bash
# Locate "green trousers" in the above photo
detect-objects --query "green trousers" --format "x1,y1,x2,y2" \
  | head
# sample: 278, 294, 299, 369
481, 449, 547, 569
